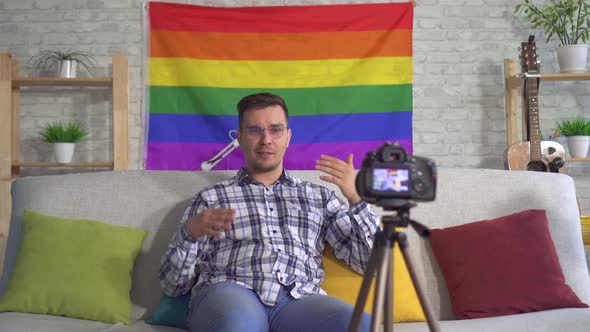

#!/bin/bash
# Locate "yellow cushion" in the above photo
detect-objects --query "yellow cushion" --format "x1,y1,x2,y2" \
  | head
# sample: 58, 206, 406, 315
321, 245, 426, 323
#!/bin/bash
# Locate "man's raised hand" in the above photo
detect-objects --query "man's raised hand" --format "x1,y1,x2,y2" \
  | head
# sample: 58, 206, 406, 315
184, 208, 236, 238
316, 154, 361, 204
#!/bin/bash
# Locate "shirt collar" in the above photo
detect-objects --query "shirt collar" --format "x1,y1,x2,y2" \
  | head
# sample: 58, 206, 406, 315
236, 167, 297, 186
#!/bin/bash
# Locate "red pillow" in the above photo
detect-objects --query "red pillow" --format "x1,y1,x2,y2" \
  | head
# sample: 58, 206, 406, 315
429, 209, 588, 319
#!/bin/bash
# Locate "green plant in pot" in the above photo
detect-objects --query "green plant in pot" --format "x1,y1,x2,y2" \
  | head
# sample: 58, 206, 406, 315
30, 49, 96, 78
556, 116, 590, 158
39, 121, 88, 163
514, 0, 590, 73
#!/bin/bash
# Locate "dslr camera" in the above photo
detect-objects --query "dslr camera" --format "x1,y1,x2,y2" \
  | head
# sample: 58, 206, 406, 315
356, 142, 436, 205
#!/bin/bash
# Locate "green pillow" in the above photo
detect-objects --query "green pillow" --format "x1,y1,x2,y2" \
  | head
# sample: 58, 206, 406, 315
0, 210, 147, 324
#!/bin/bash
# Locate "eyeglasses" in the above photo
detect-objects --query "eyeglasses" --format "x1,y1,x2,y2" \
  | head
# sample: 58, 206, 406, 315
244, 124, 287, 140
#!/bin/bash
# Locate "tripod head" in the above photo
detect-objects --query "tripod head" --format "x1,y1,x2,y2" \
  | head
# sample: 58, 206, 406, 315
379, 199, 431, 239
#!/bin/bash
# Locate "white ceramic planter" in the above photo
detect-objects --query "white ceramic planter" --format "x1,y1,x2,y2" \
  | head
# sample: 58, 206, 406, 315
58, 60, 77, 78
53, 143, 75, 163
566, 136, 590, 158
557, 45, 588, 73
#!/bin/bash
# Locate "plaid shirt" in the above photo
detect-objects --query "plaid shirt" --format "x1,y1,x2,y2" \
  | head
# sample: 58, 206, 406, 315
159, 168, 379, 306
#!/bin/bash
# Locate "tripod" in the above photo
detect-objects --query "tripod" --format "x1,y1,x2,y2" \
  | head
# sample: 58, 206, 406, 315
348, 200, 441, 332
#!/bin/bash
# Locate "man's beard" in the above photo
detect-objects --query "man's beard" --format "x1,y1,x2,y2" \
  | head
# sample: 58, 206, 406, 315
251, 160, 280, 173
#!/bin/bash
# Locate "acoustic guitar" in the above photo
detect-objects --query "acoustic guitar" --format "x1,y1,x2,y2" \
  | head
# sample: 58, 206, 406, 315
505, 36, 566, 173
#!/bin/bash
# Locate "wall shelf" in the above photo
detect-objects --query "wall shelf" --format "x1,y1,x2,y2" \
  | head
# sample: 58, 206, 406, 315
565, 158, 590, 163
14, 162, 115, 168
13, 77, 112, 87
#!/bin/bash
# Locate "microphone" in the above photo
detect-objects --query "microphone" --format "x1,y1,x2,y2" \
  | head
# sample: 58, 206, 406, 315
200, 130, 239, 171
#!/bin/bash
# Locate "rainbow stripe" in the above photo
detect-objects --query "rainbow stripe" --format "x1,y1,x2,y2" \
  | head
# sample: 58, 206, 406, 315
146, 2, 413, 170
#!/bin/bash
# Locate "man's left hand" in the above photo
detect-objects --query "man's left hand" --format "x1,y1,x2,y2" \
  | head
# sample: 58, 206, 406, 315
316, 154, 361, 204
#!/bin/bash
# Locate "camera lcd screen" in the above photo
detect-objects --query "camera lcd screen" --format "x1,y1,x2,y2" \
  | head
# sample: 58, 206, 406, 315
372, 168, 410, 193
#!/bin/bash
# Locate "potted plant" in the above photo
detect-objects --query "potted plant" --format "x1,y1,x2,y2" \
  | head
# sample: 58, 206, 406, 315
39, 121, 88, 163
30, 49, 96, 78
556, 116, 590, 158
514, 0, 590, 73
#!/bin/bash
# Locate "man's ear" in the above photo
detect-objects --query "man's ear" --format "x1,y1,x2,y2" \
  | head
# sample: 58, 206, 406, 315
237, 128, 244, 145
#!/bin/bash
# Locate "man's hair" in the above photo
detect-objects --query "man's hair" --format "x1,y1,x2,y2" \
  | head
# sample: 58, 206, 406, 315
237, 92, 289, 128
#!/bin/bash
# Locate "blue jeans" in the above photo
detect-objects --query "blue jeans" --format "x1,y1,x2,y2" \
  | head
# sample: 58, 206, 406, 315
188, 281, 372, 332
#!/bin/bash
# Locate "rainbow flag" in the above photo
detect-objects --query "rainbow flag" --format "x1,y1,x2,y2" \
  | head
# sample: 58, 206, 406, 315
146, 2, 413, 170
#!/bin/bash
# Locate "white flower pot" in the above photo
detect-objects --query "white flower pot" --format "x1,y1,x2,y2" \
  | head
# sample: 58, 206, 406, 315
557, 45, 588, 73
58, 60, 77, 78
53, 143, 75, 163
566, 136, 590, 158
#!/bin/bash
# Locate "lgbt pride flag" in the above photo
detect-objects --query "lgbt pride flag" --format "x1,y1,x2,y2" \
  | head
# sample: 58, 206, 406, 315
146, 2, 413, 170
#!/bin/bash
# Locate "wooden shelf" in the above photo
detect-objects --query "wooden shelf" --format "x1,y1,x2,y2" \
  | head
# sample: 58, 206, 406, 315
13, 77, 112, 87
567, 158, 590, 163
15, 162, 114, 168
0, 53, 129, 175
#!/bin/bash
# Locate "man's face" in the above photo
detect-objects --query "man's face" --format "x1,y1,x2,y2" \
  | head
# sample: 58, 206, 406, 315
237, 105, 292, 174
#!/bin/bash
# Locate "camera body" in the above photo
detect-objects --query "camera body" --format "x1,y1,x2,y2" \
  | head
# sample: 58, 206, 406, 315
356, 142, 436, 204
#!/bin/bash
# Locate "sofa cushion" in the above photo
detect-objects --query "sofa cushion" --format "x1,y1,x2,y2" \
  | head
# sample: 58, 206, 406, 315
9, 170, 234, 321
429, 209, 588, 319
145, 293, 191, 329
0, 210, 147, 324
0, 312, 120, 332
322, 245, 426, 322
0, 215, 22, 296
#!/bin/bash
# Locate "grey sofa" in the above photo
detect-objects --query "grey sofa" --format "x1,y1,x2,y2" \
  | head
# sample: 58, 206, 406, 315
1, 168, 590, 332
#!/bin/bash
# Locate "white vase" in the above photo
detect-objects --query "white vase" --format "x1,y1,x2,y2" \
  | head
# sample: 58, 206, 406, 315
557, 45, 588, 73
53, 143, 75, 163
566, 136, 590, 158
58, 60, 77, 78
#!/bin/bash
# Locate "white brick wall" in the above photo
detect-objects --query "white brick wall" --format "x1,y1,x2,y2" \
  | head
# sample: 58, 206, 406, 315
2, 0, 590, 214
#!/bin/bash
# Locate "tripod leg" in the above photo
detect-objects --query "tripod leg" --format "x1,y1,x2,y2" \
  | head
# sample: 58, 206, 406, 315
348, 233, 386, 332
371, 245, 392, 332
398, 234, 441, 332
383, 244, 393, 332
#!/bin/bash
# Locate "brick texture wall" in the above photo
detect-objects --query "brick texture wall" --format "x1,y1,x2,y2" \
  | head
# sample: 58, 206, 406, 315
2, 0, 590, 214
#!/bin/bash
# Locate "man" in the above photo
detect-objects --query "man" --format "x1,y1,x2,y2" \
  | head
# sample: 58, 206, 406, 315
160, 92, 379, 332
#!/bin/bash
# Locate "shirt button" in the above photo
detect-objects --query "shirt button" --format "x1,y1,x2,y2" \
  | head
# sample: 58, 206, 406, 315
277, 249, 282, 252
280, 277, 284, 281
272, 230, 278, 234
270, 208, 274, 211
